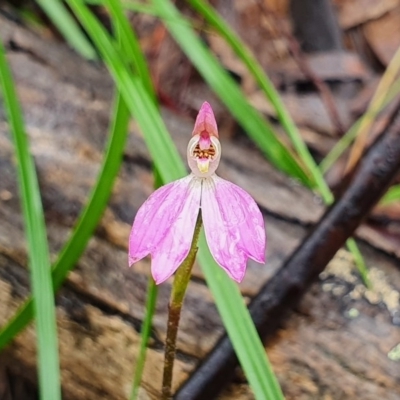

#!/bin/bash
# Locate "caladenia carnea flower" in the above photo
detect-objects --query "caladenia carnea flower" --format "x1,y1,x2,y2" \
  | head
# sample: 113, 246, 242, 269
129, 102, 266, 284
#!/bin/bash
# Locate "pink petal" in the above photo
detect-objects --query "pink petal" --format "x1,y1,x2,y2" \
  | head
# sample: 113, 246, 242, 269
192, 102, 219, 138
129, 175, 201, 284
201, 175, 266, 282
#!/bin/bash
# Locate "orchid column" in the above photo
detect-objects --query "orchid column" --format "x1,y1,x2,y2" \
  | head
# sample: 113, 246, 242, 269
129, 102, 266, 398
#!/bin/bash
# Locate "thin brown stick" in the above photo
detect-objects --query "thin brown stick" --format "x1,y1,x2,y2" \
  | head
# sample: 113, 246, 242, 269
344, 45, 400, 174
286, 36, 346, 136
255, 0, 345, 136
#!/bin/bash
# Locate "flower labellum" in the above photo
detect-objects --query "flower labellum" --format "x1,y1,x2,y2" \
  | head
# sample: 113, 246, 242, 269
129, 102, 266, 284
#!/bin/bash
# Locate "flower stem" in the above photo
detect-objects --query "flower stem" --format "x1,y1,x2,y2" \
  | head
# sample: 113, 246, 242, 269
161, 213, 203, 399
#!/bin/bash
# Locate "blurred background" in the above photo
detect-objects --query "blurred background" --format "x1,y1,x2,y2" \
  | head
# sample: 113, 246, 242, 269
0, 0, 399, 399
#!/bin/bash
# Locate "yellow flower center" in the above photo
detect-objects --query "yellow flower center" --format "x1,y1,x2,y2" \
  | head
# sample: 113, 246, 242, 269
187, 134, 221, 177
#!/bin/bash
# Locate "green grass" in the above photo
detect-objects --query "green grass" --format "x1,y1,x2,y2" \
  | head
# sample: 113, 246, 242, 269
0, 40, 61, 400
35, 0, 97, 59
198, 233, 284, 399
380, 184, 400, 205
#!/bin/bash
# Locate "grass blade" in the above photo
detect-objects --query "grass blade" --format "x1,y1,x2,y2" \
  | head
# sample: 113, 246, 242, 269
0, 40, 61, 399
346, 238, 371, 288
198, 234, 284, 400
380, 184, 400, 205
105, 0, 156, 100
35, 0, 97, 59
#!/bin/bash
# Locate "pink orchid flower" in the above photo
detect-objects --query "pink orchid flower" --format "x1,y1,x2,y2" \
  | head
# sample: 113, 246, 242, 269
129, 102, 266, 284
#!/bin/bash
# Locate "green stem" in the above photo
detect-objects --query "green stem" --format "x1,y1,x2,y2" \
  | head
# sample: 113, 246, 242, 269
0, 40, 61, 400
161, 214, 203, 399
346, 238, 371, 289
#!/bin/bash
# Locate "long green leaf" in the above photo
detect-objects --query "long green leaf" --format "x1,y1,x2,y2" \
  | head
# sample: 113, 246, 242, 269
0, 40, 61, 400
198, 234, 284, 400
0, 91, 130, 348
105, 0, 156, 100
35, 0, 97, 59
152, 0, 313, 188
